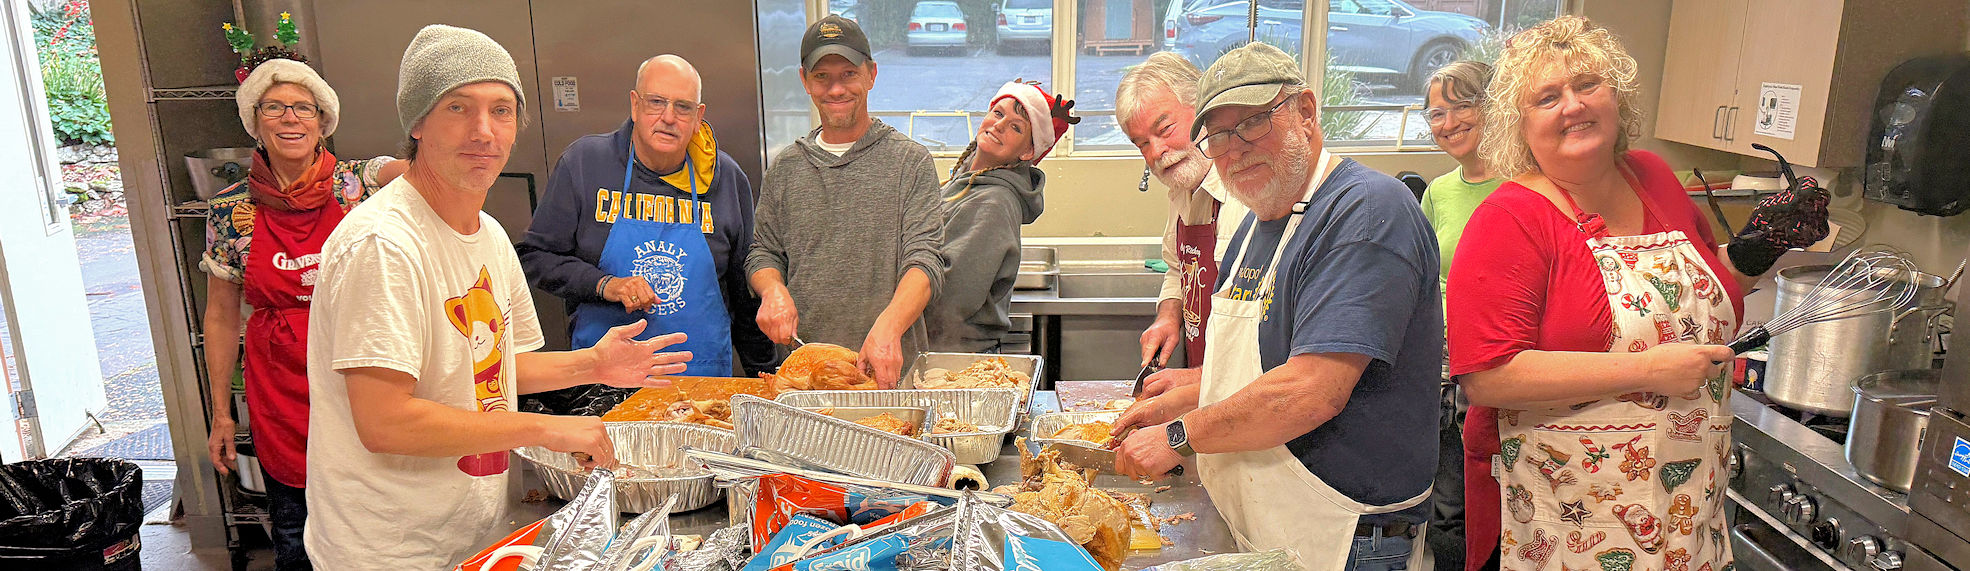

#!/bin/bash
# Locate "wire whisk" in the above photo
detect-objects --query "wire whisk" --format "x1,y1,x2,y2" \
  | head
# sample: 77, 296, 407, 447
1727, 247, 1924, 354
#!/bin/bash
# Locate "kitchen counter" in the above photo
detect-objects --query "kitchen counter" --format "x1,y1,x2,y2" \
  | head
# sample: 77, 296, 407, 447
501, 387, 1239, 569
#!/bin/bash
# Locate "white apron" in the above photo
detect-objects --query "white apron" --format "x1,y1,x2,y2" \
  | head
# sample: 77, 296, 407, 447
1197, 152, 1432, 570
1493, 172, 1737, 571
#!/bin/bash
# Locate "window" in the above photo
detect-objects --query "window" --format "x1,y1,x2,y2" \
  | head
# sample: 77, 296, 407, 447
759, 0, 1564, 158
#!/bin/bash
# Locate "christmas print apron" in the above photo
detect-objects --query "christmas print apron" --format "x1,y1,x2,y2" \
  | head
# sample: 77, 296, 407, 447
1494, 174, 1736, 571
569, 150, 734, 375
1175, 199, 1222, 368
241, 201, 347, 488
1197, 152, 1432, 570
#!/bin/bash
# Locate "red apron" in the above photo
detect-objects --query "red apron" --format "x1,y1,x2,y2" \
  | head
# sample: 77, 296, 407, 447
1174, 201, 1222, 367
241, 203, 346, 488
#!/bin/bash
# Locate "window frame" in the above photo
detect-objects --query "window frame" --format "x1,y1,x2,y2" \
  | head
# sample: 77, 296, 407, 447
801, 0, 1575, 159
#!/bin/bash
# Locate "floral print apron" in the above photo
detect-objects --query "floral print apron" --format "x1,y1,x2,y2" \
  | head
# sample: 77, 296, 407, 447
1495, 181, 1737, 571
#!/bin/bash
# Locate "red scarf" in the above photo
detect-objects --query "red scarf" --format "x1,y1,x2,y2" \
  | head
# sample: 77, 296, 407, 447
248, 147, 337, 211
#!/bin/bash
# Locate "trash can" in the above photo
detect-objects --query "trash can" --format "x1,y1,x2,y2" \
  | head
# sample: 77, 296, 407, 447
0, 458, 144, 570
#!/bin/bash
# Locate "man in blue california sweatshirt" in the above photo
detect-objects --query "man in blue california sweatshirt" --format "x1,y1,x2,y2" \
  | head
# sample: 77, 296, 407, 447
517, 55, 774, 415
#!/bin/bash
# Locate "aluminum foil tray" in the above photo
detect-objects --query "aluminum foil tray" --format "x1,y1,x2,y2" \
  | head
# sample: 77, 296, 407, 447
776, 388, 1021, 465
794, 405, 934, 440
1027, 410, 1124, 471
730, 394, 955, 486
898, 353, 1043, 414
513, 421, 734, 513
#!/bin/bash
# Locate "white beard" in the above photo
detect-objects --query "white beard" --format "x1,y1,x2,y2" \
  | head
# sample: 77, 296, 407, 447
1227, 131, 1313, 217
1152, 148, 1212, 192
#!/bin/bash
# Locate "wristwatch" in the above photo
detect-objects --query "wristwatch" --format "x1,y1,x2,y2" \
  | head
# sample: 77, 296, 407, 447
1167, 417, 1194, 457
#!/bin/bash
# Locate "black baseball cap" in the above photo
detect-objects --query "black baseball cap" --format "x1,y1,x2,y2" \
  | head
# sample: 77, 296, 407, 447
801, 14, 873, 69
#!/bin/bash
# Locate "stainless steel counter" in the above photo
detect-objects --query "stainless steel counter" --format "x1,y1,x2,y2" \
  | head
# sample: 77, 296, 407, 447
500, 387, 1239, 569
1011, 288, 1160, 316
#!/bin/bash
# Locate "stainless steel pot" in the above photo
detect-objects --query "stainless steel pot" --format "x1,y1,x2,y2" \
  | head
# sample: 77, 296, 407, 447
1847, 369, 1941, 492
1763, 264, 1948, 416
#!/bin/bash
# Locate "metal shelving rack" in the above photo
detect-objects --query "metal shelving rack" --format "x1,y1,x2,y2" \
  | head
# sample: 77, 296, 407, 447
142, 78, 267, 569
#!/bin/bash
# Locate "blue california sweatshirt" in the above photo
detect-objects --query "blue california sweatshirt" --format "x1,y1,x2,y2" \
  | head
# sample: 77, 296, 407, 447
517, 119, 775, 375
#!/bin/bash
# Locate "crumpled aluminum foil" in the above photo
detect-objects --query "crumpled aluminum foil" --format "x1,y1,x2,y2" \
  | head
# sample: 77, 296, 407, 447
1140, 548, 1305, 571
669, 525, 752, 571
595, 494, 676, 571
534, 468, 622, 571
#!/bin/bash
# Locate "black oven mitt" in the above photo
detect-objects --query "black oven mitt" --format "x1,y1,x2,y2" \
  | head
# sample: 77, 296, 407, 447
1727, 144, 1831, 276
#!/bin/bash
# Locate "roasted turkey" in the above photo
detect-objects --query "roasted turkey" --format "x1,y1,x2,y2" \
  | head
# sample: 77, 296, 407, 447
761, 343, 877, 392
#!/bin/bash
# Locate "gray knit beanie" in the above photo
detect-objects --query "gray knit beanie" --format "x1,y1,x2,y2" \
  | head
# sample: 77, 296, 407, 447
396, 24, 525, 136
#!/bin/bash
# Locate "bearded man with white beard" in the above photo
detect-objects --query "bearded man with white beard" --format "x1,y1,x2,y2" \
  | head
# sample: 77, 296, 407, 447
1116, 52, 1249, 400
1111, 42, 1444, 571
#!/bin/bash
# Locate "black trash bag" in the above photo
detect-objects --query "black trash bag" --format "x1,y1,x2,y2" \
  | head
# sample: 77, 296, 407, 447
0, 458, 144, 570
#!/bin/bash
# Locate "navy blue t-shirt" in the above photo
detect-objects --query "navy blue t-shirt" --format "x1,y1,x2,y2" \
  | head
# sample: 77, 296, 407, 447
1216, 159, 1443, 525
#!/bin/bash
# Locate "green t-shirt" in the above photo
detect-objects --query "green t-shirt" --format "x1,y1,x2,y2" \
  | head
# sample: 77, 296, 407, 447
1419, 166, 1502, 286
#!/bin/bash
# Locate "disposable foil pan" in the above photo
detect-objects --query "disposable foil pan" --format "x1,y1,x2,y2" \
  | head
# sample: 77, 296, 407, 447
1027, 410, 1124, 471
513, 421, 734, 513
776, 389, 1022, 465
794, 405, 935, 440
899, 353, 1043, 414
684, 448, 1009, 517
731, 394, 956, 486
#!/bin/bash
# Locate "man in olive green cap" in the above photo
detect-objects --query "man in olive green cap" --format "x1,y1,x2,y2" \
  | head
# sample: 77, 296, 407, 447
1112, 41, 1442, 570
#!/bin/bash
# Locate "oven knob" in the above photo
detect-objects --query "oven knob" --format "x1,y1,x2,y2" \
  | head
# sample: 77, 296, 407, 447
1810, 518, 1840, 549
1850, 536, 1883, 560
1870, 550, 1905, 570
1770, 483, 1797, 503
1729, 448, 1744, 479
1783, 495, 1818, 524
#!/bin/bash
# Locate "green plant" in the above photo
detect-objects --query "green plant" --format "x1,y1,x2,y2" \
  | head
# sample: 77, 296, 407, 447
32, 0, 111, 146
1459, 27, 1513, 65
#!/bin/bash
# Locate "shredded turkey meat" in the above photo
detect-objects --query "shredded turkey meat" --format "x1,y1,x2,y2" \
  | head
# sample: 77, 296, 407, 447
916, 357, 1030, 389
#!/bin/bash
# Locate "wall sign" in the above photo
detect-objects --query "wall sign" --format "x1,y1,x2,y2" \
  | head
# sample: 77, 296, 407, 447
1753, 82, 1800, 140
553, 76, 580, 112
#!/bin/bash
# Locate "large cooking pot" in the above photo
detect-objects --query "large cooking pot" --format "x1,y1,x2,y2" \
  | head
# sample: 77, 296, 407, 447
1763, 264, 1948, 416
1847, 369, 1940, 492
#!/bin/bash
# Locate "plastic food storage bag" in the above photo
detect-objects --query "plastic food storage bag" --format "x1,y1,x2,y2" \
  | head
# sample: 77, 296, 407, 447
749, 473, 944, 548
1138, 548, 1306, 571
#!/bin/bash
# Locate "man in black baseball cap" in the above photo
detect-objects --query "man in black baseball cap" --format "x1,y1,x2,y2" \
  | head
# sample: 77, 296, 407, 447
800, 13, 872, 69
748, 15, 947, 389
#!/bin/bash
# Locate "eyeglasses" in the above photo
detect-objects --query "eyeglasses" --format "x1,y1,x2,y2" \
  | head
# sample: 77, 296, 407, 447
1196, 98, 1292, 159
257, 101, 319, 119
1425, 101, 1479, 126
635, 91, 701, 119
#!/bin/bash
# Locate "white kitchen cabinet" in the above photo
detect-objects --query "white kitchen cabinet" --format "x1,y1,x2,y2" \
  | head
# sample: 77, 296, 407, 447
1654, 0, 1964, 167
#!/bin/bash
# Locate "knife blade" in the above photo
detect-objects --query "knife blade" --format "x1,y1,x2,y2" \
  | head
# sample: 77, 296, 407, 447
1129, 364, 1159, 398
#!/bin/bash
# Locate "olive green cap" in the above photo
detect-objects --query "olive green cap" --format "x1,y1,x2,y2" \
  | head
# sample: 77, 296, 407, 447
1191, 42, 1305, 139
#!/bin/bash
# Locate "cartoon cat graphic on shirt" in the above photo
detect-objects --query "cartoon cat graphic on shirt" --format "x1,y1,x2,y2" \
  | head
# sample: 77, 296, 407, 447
446, 267, 510, 477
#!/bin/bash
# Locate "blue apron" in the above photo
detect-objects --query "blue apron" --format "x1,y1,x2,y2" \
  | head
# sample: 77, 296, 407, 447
568, 149, 734, 376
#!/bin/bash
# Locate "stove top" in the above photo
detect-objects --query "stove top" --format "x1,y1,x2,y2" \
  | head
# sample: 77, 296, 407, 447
1730, 391, 1918, 570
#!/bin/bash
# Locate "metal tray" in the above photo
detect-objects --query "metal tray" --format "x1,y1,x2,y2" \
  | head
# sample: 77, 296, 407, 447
730, 394, 955, 486
1027, 410, 1125, 471
776, 389, 1022, 465
795, 405, 934, 439
899, 353, 1043, 413
512, 421, 734, 513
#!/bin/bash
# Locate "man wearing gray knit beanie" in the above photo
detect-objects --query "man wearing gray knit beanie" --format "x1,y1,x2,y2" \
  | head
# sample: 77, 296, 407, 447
302, 24, 691, 570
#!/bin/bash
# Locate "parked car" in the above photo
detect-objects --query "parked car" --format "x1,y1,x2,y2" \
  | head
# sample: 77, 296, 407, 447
995, 0, 1052, 54
1171, 0, 1486, 88
1163, 0, 1207, 52
908, 1, 970, 55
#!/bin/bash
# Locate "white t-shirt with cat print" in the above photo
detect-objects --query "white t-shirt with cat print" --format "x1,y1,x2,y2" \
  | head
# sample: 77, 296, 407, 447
303, 177, 544, 571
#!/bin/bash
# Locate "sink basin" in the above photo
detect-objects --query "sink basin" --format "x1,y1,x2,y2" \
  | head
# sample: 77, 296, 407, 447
1057, 272, 1164, 298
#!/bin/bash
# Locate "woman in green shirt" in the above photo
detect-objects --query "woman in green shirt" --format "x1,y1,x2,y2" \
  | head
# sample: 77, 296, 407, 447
1420, 60, 1502, 287
1418, 59, 1498, 571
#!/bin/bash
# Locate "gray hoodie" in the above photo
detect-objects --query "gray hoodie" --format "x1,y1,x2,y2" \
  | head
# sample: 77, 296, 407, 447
925, 165, 1045, 352
746, 119, 947, 359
